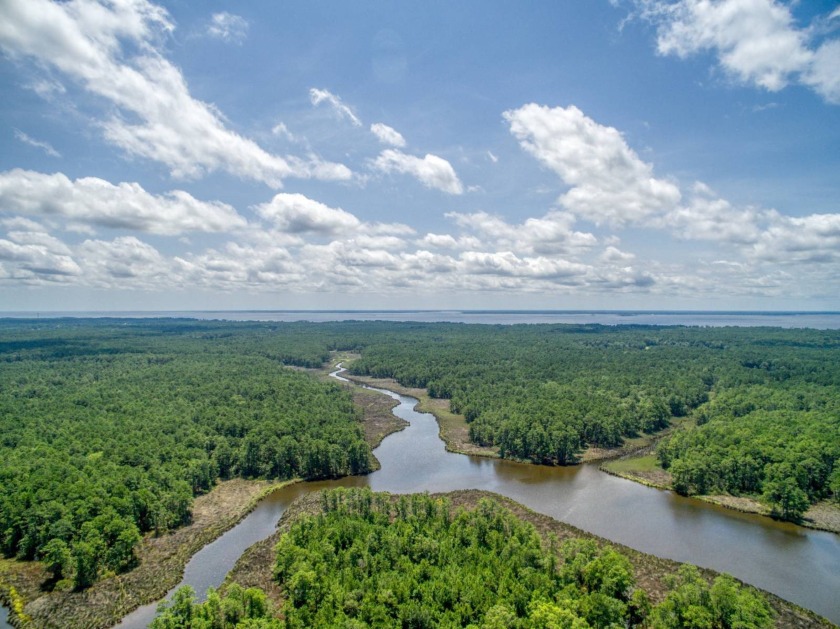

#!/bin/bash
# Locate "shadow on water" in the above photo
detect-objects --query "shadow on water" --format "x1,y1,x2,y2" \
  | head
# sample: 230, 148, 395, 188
94, 367, 840, 626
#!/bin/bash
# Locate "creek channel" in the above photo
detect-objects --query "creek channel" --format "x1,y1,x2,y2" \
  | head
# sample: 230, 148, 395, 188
73, 366, 840, 626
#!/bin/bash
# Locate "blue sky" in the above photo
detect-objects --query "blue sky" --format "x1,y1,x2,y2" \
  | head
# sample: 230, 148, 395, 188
1, 0, 839, 311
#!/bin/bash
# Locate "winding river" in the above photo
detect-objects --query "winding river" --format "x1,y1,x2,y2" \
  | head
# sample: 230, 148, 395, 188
5, 366, 838, 628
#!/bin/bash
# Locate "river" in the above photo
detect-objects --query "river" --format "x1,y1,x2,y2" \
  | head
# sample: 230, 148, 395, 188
3, 368, 838, 627
104, 366, 840, 628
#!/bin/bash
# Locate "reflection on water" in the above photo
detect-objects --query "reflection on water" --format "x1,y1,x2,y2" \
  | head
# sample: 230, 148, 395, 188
110, 367, 840, 626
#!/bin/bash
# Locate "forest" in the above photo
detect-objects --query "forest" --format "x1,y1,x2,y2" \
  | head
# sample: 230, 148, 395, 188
2, 317, 838, 593
346, 323, 840, 520
152, 488, 773, 628
0, 319, 372, 589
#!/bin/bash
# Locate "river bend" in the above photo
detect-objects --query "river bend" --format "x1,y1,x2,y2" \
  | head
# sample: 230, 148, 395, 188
18, 366, 840, 628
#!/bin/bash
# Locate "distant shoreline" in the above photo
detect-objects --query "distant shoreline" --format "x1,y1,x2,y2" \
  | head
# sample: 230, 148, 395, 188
2, 310, 839, 329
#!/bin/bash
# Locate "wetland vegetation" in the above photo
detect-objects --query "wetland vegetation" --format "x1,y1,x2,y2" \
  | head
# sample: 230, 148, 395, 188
1, 318, 838, 627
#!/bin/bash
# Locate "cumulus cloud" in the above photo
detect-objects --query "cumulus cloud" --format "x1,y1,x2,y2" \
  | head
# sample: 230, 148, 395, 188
419, 233, 483, 250
505, 104, 681, 226
503, 100, 840, 296
750, 213, 840, 264
600, 246, 636, 263
309, 88, 362, 127
13, 129, 61, 157
0, 169, 247, 235
0, 0, 350, 186
78, 236, 169, 286
657, 182, 771, 244
0, 224, 80, 279
635, 0, 840, 103
206, 12, 248, 44
372, 149, 464, 195
370, 122, 406, 147
255, 193, 361, 236
460, 251, 589, 281
446, 210, 597, 255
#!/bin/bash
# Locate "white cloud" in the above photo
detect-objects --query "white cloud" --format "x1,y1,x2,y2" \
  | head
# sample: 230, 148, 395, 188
372, 149, 464, 195
255, 193, 361, 236
636, 0, 840, 103
0, 169, 247, 235
78, 236, 169, 286
487, 151, 499, 163
309, 88, 362, 127
460, 250, 590, 281
0, 225, 81, 279
600, 246, 636, 263
804, 40, 840, 104
504, 103, 681, 225
206, 12, 248, 44
658, 181, 771, 244
271, 122, 302, 143
370, 122, 406, 147
419, 233, 483, 250
750, 213, 840, 264
0, 0, 351, 186
26, 78, 66, 100
446, 210, 597, 255
13, 129, 61, 157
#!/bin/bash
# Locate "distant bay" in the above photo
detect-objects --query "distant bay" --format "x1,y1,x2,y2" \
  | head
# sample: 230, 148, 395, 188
3, 310, 840, 329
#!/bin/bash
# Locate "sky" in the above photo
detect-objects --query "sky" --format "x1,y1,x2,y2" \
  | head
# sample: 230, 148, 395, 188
1, 0, 839, 312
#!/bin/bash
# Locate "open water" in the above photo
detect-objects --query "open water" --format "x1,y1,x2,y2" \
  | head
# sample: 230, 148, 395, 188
111, 367, 840, 628
3, 309, 840, 329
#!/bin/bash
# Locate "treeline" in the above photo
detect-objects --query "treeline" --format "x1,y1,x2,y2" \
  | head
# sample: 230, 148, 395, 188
657, 383, 840, 520
346, 324, 840, 516
0, 320, 373, 589
349, 324, 730, 462
154, 488, 773, 628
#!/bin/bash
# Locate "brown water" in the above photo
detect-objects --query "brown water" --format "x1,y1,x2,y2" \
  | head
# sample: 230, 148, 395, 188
92, 367, 840, 626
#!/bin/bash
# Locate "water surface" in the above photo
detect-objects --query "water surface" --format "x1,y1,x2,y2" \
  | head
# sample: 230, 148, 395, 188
4, 310, 840, 329
114, 367, 840, 627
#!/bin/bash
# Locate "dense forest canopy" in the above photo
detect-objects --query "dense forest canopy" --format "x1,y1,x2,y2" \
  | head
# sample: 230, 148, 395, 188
344, 323, 840, 519
0, 319, 372, 588
153, 488, 773, 628
2, 317, 838, 589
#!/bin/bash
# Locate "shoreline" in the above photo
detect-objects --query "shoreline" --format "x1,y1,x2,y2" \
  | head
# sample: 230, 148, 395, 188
1, 478, 295, 629
223, 488, 834, 628
601, 455, 840, 535
338, 370, 500, 459
340, 359, 840, 537
0, 360, 415, 629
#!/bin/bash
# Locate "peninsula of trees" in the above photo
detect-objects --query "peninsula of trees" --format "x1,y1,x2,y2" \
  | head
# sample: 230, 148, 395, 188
153, 488, 775, 629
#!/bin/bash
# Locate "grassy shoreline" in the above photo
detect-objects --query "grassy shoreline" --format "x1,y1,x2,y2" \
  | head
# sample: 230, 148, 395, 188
339, 370, 501, 458
601, 455, 840, 535
341, 359, 840, 537
223, 488, 834, 628
1, 478, 294, 629
0, 358, 412, 629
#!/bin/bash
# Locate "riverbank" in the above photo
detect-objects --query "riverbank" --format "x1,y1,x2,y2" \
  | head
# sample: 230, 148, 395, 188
339, 359, 840, 538
0, 479, 290, 629
602, 455, 840, 535
320, 356, 408, 458
339, 370, 500, 458
0, 359, 413, 629
338, 360, 694, 465
222, 488, 834, 628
